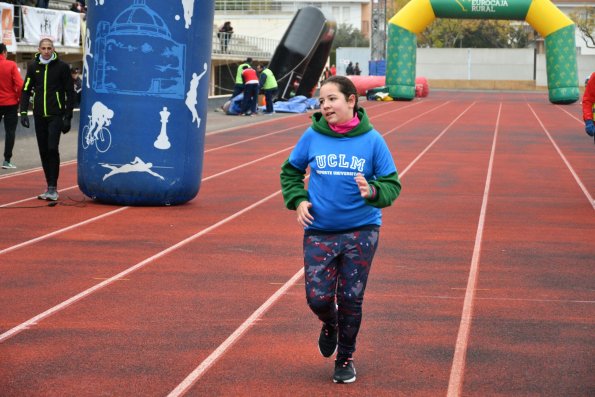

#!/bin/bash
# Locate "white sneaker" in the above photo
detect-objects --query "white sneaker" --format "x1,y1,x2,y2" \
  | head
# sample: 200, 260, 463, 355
45, 191, 59, 201
45, 187, 59, 201
2, 161, 17, 169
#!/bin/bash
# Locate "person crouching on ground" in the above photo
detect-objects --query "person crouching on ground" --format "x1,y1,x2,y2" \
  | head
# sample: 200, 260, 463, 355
20, 38, 74, 201
280, 75, 402, 383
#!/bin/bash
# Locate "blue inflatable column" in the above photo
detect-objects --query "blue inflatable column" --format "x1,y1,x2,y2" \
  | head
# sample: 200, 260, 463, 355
78, 0, 214, 205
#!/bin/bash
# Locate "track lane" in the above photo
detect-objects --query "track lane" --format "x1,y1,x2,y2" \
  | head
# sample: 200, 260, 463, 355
461, 100, 595, 396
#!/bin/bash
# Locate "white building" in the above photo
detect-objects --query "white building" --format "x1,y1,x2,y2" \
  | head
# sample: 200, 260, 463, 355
213, 0, 370, 42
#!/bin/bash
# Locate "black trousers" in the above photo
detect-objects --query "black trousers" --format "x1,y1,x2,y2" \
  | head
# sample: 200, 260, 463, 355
0, 104, 18, 162
34, 115, 63, 188
262, 88, 277, 113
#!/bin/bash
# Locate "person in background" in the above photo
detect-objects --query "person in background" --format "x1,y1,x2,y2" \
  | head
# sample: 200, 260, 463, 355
257, 63, 278, 115
231, 57, 252, 99
280, 75, 401, 384
345, 62, 354, 76
321, 66, 332, 85
71, 67, 82, 107
70, 1, 85, 13
330, 64, 336, 76
240, 64, 259, 116
0, 43, 24, 169
217, 21, 233, 53
20, 38, 75, 201
582, 71, 595, 143
353, 62, 361, 76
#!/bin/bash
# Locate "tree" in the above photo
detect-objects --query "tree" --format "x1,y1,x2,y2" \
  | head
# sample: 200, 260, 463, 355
332, 23, 370, 49
330, 23, 370, 65
571, 7, 595, 48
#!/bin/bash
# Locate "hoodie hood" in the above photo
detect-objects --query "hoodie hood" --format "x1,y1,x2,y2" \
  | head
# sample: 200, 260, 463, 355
311, 107, 374, 138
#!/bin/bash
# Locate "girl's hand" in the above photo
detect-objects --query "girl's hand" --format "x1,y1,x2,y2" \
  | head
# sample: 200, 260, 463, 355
297, 201, 314, 227
355, 173, 371, 198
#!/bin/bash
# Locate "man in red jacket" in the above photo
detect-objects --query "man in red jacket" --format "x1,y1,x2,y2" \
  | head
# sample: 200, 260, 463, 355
582, 71, 595, 142
0, 43, 24, 169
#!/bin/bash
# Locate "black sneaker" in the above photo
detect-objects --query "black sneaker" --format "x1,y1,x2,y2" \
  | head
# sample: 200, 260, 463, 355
333, 357, 356, 383
318, 323, 338, 358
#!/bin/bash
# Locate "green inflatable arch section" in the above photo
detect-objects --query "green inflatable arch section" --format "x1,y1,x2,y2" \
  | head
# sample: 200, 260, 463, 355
386, 0, 579, 104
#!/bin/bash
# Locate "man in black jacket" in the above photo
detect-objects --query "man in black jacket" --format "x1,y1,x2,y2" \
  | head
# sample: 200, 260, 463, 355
20, 38, 74, 201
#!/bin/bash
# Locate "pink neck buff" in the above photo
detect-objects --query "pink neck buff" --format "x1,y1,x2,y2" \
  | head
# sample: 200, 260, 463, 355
328, 114, 360, 134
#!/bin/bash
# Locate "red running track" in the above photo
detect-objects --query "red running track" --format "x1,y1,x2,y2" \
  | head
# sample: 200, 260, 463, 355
0, 91, 593, 396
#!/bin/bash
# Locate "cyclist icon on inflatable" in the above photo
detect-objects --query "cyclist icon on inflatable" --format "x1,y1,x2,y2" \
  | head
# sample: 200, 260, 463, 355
82, 101, 114, 153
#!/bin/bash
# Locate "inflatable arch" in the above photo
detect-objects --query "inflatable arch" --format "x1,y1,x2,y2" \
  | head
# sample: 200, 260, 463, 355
386, 0, 579, 104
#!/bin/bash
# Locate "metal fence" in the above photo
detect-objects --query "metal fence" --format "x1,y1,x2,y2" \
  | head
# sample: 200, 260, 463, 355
215, 0, 321, 15
212, 31, 277, 59
9, 5, 279, 59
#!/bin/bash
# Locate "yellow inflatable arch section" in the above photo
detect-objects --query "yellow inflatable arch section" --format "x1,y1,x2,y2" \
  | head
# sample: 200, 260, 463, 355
386, 0, 579, 104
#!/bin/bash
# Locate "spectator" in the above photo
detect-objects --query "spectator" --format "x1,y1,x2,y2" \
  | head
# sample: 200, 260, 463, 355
71, 67, 82, 107
321, 66, 331, 84
0, 42, 24, 169
345, 62, 354, 76
330, 64, 336, 76
257, 63, 278, 115
354, 62, 361, 76
217, 21, 233, 53
240, 64, 259, 116
20, 38, 75, 201
70, 2, 85, 12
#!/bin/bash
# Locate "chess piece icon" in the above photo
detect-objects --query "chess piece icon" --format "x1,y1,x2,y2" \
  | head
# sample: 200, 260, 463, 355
154, 106, 171, 150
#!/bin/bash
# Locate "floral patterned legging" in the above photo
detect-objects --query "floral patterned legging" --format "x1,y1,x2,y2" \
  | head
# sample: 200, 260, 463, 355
303, 227, 379, 358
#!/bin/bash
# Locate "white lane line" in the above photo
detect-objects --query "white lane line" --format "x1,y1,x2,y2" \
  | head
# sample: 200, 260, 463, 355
555, 104, 585, 124
447, 103, 501, 397
382, 101, 453, 137
167, 269, 304, 397
0, 145, 293, 257
0, 190, 282, 344
203, 146, 294, 180
1, 184, 79, 208
0, 207, 129, 256
203, 101, 387, 137
204, 101, 422, 153
399, 102, 476, 176
528, 104, 595, 210
167, 100, 470, 396
205, 124, 308, 153
0, 160, 77, 180
371, 293, 595, 304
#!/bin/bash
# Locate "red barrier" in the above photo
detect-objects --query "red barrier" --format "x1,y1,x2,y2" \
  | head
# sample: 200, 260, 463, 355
415, 76, 429, 97
347, 75, 430, 98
